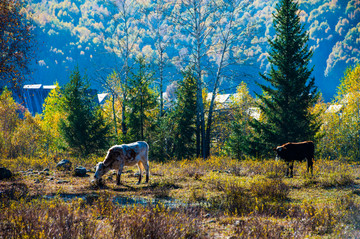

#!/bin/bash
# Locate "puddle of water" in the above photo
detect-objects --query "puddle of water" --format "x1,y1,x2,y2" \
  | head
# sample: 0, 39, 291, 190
42, 194, 87, 202
113, 196, 188, 208
42, 194, 190, 208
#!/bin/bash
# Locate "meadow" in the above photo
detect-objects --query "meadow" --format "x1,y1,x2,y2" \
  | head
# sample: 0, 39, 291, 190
1, 156, 360, 238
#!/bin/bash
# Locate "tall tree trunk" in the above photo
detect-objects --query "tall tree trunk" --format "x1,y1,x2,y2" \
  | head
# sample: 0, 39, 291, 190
194, 2, 206, 159
204, 24, 231, 158
159, 49, 164, 117
112, 91, 118, 136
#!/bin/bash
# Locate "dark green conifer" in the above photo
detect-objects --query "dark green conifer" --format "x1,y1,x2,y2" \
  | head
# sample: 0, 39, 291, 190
172, 68, 197, 160
59, 67, 110, 157
126, 57, 157, 143
250, 0, 320, 156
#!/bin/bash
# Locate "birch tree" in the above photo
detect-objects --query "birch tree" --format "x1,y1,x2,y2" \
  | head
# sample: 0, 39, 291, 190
145, 0, 173, 117
171, 0, 219, 158
172, 0, 252, 158
104, 0, 143, 136
204, 0, 252, 158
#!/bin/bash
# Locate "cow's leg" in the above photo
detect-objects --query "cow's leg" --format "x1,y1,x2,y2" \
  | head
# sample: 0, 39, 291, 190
307, 157, 314, 176
285, 161, 290, 177
289, 161, 294, 178
144, 160, 150, 183
136, 163, 142, 185
116, 164, 124, 185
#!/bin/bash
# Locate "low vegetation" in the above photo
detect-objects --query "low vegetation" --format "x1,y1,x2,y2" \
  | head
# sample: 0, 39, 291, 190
1, 156, 360, 238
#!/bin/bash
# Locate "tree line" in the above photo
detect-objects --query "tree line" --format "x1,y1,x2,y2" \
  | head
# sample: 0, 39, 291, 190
1, 0, 359, 161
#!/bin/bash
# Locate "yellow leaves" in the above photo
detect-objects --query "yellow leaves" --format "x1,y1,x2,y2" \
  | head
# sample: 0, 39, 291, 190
318, 64, 360, 160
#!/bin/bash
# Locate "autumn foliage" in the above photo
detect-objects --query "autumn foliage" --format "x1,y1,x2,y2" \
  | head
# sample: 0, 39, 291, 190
0, 0, 35, 93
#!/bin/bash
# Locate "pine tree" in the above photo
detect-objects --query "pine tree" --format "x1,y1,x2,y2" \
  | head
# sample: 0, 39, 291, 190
250, 0, 320, 156
172, 68, 197, 160
126, 57, 157, 143
59, 67, 110, 157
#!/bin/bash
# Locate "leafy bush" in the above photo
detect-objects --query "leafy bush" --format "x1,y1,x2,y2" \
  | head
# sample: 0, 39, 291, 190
209, 180, 255, 215
249, 177, 289, 202
317, 159, 355, 188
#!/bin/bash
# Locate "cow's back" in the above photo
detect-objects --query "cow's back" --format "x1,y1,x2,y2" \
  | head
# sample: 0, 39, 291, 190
283, 141, 314, 161
130, 141, 148, 157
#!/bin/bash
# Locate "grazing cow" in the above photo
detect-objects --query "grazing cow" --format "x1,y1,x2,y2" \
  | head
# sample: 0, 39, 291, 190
274, 141, 314, 178
94, 141, 150, 185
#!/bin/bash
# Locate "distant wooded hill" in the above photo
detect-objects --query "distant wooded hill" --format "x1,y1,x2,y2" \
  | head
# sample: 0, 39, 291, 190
28, 0, 360, 101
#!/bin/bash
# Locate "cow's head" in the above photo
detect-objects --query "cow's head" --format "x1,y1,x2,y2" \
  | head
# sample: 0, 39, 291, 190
94, 162, 110, 181
274, 145, 286, 159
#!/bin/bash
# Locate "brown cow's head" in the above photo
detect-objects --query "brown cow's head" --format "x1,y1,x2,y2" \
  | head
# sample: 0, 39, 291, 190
274, 145, 286, 159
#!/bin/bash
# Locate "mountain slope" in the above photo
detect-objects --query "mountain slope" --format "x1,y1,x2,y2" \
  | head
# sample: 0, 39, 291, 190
27, 0, 360, 101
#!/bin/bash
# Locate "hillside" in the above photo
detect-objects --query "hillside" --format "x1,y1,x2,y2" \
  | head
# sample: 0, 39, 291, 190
27, 0, 360, 101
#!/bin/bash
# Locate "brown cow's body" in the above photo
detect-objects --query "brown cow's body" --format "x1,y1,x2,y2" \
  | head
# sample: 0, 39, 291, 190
274, 141, 314, 178
94, 141, 150, 185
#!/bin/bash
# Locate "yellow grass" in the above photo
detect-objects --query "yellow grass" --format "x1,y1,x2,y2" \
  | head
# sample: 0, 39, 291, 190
1, 156, 360, 238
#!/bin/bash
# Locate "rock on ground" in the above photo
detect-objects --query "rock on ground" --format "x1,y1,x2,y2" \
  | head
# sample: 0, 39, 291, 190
74, 166, 87, 177
56, 159, 72, 171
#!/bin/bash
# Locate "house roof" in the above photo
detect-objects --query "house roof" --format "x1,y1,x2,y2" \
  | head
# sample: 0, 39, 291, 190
206, 93, 232, 104
325, 104, 343, 114
23, 84, 42, 89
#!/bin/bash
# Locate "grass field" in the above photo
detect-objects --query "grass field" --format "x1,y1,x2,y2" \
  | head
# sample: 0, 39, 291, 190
1, 156, 360, 238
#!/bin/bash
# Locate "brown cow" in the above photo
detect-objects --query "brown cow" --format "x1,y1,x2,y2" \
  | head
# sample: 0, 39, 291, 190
274, 141, 314, 178
94, 141, 150, 185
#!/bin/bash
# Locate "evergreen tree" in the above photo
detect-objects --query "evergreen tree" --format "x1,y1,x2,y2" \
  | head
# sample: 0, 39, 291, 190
172, 68, 197, 160
250, 0, 320, 156
126, 57, 157, 143
59, 67, 110, 157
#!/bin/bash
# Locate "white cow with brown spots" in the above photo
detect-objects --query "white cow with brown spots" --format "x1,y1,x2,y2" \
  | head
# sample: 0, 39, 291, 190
94, 141, 150, 185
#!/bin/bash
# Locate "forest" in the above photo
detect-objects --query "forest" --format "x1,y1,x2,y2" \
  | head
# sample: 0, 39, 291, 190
1, 0, 360, 238
26, 0, 360, 100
